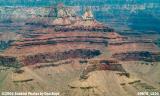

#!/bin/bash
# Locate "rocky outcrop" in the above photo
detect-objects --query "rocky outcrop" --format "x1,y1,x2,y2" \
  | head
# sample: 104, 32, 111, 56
11, 31, 128, 49
12, 37, 108, 48
33, 60, 74, 69
21, 49, 101, 65
112, 51, 160, 62
79, 59, 128, 79
54, 25, 114, 32
0, 49, 101, 67
109, 40, 153, 45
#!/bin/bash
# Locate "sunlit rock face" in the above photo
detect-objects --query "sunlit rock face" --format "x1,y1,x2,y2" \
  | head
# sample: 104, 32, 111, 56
0, 0, 160, 32
0, 1, 160, 96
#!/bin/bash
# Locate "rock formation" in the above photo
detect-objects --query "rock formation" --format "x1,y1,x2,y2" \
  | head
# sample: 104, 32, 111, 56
0, 4, 160, 96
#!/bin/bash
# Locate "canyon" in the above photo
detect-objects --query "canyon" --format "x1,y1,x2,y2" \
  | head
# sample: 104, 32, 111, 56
0, 4, 160, 96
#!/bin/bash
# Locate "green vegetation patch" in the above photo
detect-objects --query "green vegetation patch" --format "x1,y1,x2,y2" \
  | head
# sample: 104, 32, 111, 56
0, 56, 22, 68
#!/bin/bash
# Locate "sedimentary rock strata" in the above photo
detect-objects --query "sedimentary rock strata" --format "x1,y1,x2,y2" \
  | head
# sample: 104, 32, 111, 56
0, 49, 101, 67
12, 38, 108, 48
108, 43, 159, 54
0, 4, 160, 96
21, 49, 101, 65
54, 24, 114, 32
79, 59, 128, 79
112, 51, 160, 62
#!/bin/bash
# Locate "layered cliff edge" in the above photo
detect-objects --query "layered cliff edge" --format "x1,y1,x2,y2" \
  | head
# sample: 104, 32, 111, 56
0, 8, 160, 96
